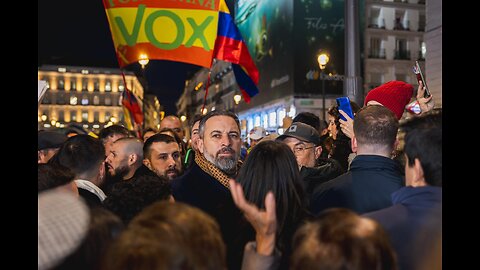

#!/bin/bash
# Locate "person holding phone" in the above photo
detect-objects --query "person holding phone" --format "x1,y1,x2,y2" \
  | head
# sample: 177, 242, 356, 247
339, 79, 435, 141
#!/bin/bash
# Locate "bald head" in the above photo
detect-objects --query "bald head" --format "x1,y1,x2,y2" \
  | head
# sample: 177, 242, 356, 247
105, 137, 144, 180
114, 137, 144, 161
160, 115, 184, 140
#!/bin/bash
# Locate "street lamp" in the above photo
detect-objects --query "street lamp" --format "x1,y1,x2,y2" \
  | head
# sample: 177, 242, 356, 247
233, 94, 242, 105
317, 53, 330, 120
138, 54, 149, 133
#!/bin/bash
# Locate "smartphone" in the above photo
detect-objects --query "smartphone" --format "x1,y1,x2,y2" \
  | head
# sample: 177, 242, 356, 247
336, 97, 355, 121
413, 61, 431, 98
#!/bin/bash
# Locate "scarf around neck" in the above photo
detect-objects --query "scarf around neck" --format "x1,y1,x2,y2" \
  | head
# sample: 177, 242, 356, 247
194, 151, 242, 189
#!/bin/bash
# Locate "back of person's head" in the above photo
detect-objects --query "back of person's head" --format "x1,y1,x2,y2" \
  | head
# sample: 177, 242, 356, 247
102, 201, 226, 270
236, 140, 306, 251
293, 112, 321, 131
198, 110, 240, 138
98, 125, 130, 142
291, 208, 397, 270
38, 163, 75, 193
353, 105, 399, 152
103, 174, 172, 225
401, 109, 442, 186
53, 134, 106, 179
53, 207, 124, 270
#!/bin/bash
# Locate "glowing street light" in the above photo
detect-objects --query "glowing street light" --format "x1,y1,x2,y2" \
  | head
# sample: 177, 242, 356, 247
317, 52, 330, 120
233, 94, 242, 105
138, 54, 149, 69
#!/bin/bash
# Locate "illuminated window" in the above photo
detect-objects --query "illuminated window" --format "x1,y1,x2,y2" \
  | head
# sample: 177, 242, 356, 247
105, 80, 112, 92
118, 84, 125, 92
81, 95, 89, 105
277, 108, 286, 126
82, 111, 88, 121
93, 95, 100, 105
254, 115, 261, 127
71, 110, 77, 121
247, 117, 253, 132
105, 96, 111, 105
70, 96, 78, 105
262, 114, 268, 129
71, 79, 77, 90
269, 112, 277, 127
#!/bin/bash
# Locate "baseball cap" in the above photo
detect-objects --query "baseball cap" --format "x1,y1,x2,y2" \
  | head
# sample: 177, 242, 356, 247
38, 131, 68, 151
277, 122, 321, 145
248, 126, 267, 140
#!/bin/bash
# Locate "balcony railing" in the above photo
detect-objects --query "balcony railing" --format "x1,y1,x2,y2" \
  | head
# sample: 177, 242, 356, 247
368, 48, 386, 59
393, 19, 410, 31
368, 18, 386, 29
394, 50, 411, 60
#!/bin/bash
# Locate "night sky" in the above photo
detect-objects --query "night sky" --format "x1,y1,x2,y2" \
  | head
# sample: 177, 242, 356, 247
38, 0, 201, 115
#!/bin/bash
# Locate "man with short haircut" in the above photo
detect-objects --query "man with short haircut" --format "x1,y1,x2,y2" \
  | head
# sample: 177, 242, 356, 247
105, 137, 144, 182
52, 134, 107, 207
142, 127, 157, 142
160, 115, 185, 141
143, 133, 183, 180
364, 110, 442, 270
98, 124, 131, 156
171, 110, 243, 270
310, 105, 404, 215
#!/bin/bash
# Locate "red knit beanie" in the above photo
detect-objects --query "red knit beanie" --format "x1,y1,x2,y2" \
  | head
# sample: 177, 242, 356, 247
364, 80, 414, 120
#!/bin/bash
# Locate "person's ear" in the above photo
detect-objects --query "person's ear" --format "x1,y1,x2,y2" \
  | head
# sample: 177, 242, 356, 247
314, 145, 322, 159
411, 158, 426, 187
143, 158, 152, 170
128, 154, 138, 166
351, 135, 358, 153
198, 138, 205, 154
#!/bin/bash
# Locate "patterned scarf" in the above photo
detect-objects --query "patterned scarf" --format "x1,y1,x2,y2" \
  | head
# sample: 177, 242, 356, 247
194, 151, 242, 189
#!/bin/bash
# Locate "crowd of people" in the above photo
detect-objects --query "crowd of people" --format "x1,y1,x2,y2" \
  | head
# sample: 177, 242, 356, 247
38, 80, 441, 270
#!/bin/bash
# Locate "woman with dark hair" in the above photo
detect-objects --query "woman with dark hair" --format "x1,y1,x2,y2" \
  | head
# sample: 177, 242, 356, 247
327, 101, 361, 171
233, 140, 311, 269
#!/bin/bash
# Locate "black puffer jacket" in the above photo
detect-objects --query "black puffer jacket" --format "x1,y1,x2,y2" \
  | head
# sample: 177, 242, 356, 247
300, 158, 345, 204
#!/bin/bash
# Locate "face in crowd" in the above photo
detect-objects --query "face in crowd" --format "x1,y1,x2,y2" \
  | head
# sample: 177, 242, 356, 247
281, 137, 321, 168
198, 115, 241, 174
160, 116, 185, 140
144, 141, 183, 180
190, 120, 201, 151
105, 140, 132, 180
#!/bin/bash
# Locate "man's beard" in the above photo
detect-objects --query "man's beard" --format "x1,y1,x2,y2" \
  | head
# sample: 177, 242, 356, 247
154, 167, 182, 180
107, 164, 130, 180
204, 146, 239, 175
102, 163, 129, 195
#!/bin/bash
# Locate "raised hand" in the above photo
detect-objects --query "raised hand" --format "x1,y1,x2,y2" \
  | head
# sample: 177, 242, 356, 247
339, 109, 355, 139
416, 80, 434, 114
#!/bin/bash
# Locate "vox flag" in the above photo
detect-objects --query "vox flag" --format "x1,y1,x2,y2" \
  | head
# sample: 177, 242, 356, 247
102, 0, 220, 68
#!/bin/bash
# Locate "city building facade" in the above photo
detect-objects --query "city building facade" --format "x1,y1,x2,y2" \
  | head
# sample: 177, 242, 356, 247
363, 0, 427, 91
38, 65, 161, 134
177, 0, 440, 138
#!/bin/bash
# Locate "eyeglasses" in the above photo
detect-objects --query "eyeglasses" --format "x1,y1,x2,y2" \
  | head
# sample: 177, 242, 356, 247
293, 145, 315, 155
